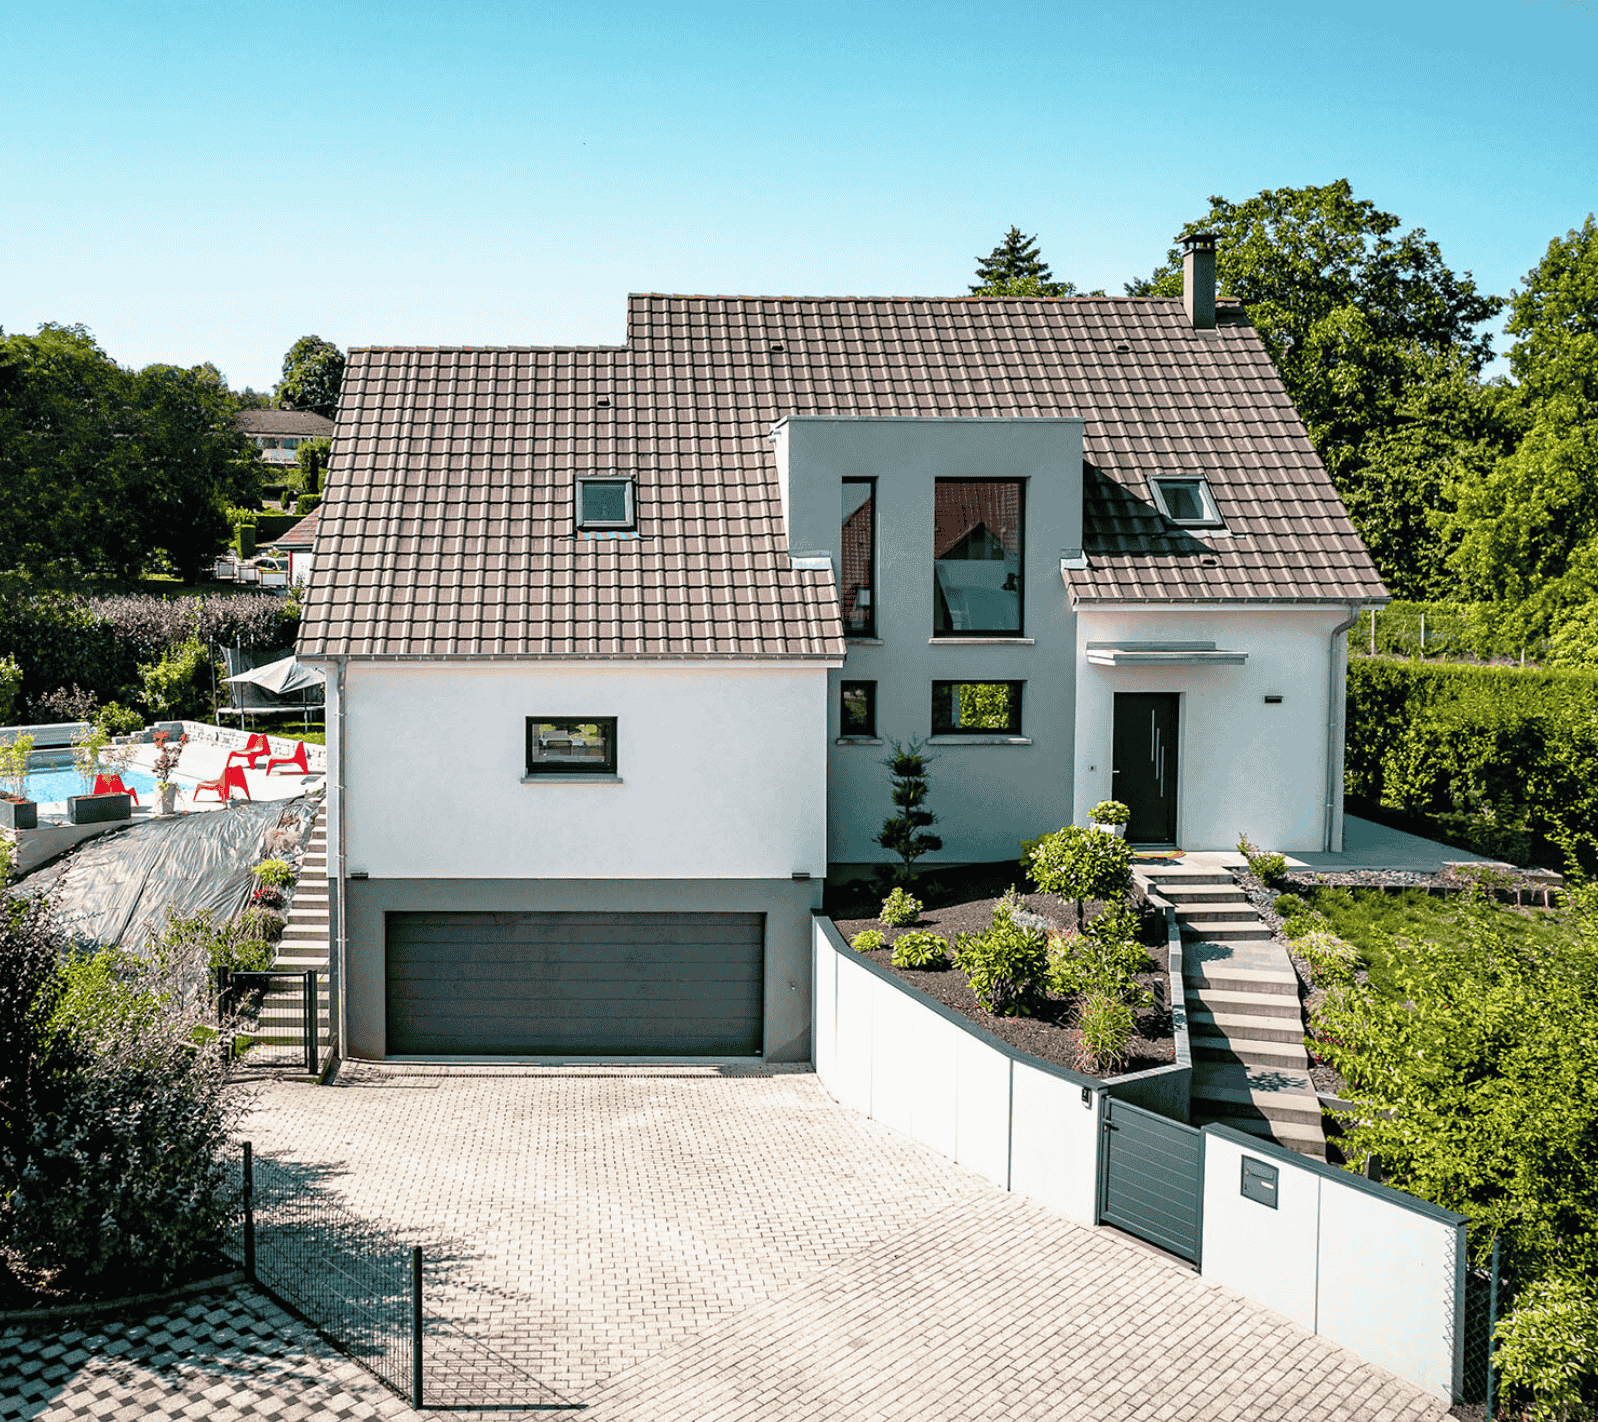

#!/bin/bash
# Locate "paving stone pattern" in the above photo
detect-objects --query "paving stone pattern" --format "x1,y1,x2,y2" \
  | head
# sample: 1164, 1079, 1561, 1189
221, 1068, 1450, 1421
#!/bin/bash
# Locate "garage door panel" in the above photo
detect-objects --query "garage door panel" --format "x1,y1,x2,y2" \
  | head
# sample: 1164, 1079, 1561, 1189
385, 911, 764, 1056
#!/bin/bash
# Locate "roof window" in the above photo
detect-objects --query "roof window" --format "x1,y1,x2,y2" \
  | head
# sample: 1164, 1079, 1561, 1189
576, 477, 635, 531
1149, 477, 1224, 528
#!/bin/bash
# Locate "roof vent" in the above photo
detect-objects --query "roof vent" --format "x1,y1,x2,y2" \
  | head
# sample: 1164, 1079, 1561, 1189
597, 397, 611, 408
1181, 233, 1218, 331
769, 342, 784, 353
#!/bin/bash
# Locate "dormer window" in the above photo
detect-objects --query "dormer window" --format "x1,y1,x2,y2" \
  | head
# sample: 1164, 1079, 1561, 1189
576, 478, 635, 531
1149, 477, 1223, 528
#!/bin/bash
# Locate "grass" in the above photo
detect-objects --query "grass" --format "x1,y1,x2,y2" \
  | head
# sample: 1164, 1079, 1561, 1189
1305, 886, 1568, 1000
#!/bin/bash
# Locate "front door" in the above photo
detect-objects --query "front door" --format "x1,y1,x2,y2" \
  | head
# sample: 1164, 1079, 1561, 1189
1113, 693, 1179, 844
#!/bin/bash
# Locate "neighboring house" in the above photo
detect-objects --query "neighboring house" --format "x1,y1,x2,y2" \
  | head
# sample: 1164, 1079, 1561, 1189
270, 504, 320, 587
299, 235, 1387, 1063
236, 408, 335, 465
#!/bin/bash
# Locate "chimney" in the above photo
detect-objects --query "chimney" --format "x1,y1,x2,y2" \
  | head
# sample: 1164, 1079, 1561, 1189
1181, 232, 1218, 330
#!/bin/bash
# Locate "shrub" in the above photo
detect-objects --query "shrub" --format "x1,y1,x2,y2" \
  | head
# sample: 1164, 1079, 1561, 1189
890, 930, 950, 969
879, 887, 921, 927
1045, 909, 1153, 1007
875, 739, 942, 884
1088, 799, 1130, 825
1274, 893, 1306, 918
238, 906, 286, 945
33, 683, 99, 724
1282, 908, 1331, 939
1236, 834, 1289, 887
250, 886, 286, 911
1078, 991, 1136, 1073
849, 929, 884, 953
70, 724, 108, 794
1027, 824, 1134, 930
138, 636, 217, 721
152, 907, 268, 975
1295, 930, 1360, 988
0, 654, 20, 724
252, 857, 295, 888
1493, 1274, 1598, 1422
94, 701, 143, 737
0, 731, 33, 798
954, 903, 1049, 1016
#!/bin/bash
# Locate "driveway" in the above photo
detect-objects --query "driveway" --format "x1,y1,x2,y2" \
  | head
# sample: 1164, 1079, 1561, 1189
2, 1065, 1452, 1421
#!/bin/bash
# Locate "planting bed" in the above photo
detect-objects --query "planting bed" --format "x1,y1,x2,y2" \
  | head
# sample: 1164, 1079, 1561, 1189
830, 868, 1174, 1077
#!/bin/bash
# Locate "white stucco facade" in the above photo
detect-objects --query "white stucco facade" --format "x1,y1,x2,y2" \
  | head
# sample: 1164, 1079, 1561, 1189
1072, 605, 1357, 852
340, 659, 831, 880
772, 416, 1086, 865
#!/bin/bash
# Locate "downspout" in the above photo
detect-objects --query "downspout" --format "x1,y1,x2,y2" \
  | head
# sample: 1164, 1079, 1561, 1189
1324, 607, 1361, 853
333, 656, 349, 1058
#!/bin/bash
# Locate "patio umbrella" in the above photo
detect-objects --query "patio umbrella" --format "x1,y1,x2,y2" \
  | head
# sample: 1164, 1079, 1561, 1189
224, 655, 325, 696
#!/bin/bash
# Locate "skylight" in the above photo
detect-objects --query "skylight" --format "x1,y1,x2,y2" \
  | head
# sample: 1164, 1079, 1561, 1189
1149, 477, 1224, 528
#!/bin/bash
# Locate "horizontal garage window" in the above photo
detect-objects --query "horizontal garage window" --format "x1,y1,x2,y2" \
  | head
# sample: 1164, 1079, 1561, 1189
526, 717, 617, 775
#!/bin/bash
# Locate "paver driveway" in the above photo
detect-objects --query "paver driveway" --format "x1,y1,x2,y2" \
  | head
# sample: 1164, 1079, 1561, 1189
1, 1065, 1453, 1420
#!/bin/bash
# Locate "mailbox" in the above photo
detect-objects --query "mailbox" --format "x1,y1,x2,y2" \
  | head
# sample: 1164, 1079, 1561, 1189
1241, 1155, 1279, 1208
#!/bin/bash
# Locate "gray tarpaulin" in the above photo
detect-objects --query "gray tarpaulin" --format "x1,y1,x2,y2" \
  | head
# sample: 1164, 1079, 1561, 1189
15, 794, 321, 952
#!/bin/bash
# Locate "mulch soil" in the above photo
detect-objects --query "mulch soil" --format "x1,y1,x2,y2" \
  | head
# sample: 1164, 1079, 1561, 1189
829, 866, 1174, 1079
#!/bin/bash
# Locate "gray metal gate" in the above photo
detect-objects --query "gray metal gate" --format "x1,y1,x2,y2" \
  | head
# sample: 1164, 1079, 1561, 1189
1097, 1096, 1205, 1264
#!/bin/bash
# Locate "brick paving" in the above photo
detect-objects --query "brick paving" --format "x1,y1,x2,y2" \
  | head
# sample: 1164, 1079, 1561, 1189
1, 1067, 1455, 1420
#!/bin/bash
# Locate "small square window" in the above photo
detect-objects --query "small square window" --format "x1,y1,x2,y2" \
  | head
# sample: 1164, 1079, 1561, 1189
576, 478, 635, 530
841, 681, 876, 737
931, 681, 1023, 735
1149, 477, 1223, 527
526, 717, 617, 775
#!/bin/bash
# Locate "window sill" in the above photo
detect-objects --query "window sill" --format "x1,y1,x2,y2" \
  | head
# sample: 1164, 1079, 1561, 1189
927, 735, 1032, 746
845, 637, 883, 646
929, 637, 1035, 646
521, 774, 624, 784
835, 737, 883, 746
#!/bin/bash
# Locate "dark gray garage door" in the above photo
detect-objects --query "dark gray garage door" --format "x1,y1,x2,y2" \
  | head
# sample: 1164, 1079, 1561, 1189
386, 911, 764, 1056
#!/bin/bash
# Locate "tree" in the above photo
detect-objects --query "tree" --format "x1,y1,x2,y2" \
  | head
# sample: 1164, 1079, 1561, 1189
875, 739, 942, 883
1447, 217, 1598, 603
275, 335, 346, 420
1126, 183, 1505, 592
972, 226, 1077, 296
1026, 825, 1133, 931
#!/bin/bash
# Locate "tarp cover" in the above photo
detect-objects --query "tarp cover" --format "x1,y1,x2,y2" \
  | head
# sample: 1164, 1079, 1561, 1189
15, 794, 321, 952
224, 654, 325, 695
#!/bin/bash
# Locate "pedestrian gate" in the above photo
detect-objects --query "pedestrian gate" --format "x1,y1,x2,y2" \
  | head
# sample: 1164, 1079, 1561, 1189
1097, 1096, 1205, 1265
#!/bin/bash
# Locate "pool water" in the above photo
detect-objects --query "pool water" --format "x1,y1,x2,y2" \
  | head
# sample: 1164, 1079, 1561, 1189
22, 765, 161, 804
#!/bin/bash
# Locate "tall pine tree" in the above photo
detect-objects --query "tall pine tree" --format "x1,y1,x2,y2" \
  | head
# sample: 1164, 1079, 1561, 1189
971, 227, 1076, 296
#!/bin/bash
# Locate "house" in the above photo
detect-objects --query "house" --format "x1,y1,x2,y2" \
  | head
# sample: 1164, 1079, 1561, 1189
298, 235, 1387, 1063
269, 504, 320, 588
236, 407, 335, 465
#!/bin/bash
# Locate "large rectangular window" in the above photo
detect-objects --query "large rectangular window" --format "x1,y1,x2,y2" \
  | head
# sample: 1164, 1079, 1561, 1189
841, 478, 875, 636
933, 479, 1024, 636
931, 681, 1023, 736
840, 681, 877, 738
526, 717, 617, 775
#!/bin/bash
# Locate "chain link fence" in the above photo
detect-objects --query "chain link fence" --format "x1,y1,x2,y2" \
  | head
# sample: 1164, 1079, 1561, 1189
225, 1142, 578, 1411
1455, 1239, 1504, 1420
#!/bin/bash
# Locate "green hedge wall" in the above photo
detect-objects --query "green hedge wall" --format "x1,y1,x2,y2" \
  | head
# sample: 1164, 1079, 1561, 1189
1347, 657, 1598, 865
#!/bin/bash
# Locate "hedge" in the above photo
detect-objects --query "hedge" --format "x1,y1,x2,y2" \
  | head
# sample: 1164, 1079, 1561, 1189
1347, 657, 1598, 866
0, 593, 299, 716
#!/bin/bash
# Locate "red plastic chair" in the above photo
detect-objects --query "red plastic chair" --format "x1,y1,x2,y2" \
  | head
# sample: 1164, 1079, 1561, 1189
91, 772, 139, 805
192, 764, 250, 802
237, 733, 272, 768
265, 740, 310, 776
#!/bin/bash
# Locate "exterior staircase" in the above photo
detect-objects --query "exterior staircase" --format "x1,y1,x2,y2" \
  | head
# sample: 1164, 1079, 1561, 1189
248, 806, 332, 1074
1138, 864, 1326, 1158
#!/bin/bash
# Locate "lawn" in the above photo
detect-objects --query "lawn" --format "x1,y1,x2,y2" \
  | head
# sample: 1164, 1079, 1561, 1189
1304, 885, 1569, 1000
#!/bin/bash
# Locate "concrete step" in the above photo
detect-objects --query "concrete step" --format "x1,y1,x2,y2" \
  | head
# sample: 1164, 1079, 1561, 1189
1191, 1032, 1310, 1070
1188, 1008, 1306, 1045
1141, 871, 1235, 887
1191, 1063, 1322, 1124
1174, 906, 1264, 924
1192, 1112, 1326, 1158
1182, 923, 1274, 942
1158, 887, 1250, 905
1185, 986, 1302, 1020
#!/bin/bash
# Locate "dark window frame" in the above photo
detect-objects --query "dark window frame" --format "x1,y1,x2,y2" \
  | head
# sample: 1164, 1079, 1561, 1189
575, 477, 636, 531
841, 477, 876, 637
931, 680, 1024, 736
932, 477, 1026, 638
840, 680, 877, 738
525, 716, 618, 775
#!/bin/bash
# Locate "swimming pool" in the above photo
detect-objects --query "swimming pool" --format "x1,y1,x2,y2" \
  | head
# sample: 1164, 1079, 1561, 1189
21, 764, 161, 804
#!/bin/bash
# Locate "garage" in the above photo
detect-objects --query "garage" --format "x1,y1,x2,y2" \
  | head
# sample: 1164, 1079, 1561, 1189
385, 910, 765, 1056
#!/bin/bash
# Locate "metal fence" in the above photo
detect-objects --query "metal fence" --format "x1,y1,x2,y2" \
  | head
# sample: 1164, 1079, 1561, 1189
217, 969, 321, 1075
227, 1142, 577, 1411
1357, 604, 1548, 666
1457, 1239, 1504, 1419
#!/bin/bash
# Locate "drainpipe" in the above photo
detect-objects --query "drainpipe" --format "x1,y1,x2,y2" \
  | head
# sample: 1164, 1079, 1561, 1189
333, 656, 349, 1058
1324, 607, 1361, 853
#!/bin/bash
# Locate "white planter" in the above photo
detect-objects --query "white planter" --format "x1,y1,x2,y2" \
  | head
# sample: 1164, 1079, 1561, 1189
1091, 821, 1128, 837
158, 784, 179, 816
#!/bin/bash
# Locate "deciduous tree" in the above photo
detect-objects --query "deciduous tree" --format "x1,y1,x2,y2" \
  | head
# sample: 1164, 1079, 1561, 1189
274, 335, 345, 420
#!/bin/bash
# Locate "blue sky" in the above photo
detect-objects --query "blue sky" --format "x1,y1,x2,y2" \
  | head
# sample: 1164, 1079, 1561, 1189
3, 0, 1593, 390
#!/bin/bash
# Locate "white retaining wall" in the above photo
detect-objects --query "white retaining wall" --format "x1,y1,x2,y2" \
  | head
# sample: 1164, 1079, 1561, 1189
813, 914, 1102, 1224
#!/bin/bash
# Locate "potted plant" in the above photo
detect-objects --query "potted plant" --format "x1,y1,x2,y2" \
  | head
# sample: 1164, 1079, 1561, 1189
153, 734, 183, 816
65, 724, 131, 825
1089, 799, 1131, 837
0, 732, 36, 831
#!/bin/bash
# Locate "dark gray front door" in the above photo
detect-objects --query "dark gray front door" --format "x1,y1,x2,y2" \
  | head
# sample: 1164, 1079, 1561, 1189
1113, 692, 1179, 844
385, 911, 764, 1056
1097, 1096, 1205, 1264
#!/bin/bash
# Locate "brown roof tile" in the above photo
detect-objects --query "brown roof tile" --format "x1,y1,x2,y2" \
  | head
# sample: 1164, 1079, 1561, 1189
299, 296, 1385, 660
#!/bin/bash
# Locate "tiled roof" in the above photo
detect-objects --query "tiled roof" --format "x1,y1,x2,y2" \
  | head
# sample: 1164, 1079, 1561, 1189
274, 505, 321, 548
236, 408, 336, 436
299, 295, 1385, 660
